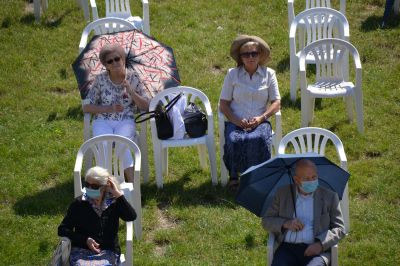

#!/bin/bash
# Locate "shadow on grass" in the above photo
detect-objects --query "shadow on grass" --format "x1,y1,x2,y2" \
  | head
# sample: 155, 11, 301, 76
13, 180, 73, 216
361, 15, 400, 32
20, 9, 73, 28
276, 55, 290, 73
141, 169, 238, 210
47, 105, 84, 122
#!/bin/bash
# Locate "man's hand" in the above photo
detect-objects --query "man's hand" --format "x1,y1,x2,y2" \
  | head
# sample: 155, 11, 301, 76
304, 241, 323, 256
282, 218, 304, 231
111, 104, 123, 113
86, 237, 101, 253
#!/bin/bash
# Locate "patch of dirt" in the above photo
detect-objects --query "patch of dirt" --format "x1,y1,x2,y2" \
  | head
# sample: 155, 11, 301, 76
146, 203, 180, 257
211, 65, 224, 75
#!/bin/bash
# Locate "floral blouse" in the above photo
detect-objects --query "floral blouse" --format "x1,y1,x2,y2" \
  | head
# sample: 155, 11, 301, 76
83, 69, 151, 121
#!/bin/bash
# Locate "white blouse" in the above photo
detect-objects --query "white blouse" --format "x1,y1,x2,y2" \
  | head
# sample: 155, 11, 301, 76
220, 66, 280, 119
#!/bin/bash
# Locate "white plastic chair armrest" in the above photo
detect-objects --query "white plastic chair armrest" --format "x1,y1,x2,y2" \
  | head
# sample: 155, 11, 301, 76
141, 0, 150, 35
267, 233, 275, 266
79, 31, 90, 53
125, 221, 133, 266
90, 0, 99, 21
273, 111, 282, 144
331, 244, 338, 266
287, 0, 295, 30
83, 113, 91, 141
73, 151, 85, 197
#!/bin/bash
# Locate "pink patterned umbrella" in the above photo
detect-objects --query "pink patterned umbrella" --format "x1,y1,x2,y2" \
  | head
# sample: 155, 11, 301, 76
72, 29, 180, 99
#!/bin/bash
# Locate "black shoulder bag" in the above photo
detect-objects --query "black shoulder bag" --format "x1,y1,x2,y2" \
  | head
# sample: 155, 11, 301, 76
182, 102, 208, 138
135, 93, 182, 140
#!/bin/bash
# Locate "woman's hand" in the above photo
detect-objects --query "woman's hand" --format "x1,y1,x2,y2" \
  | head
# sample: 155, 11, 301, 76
247, 116, 263, 129
107, 177, 123, 198
111, 104, 124, 113
86, 237, 101, 253
121, 80, 133, 95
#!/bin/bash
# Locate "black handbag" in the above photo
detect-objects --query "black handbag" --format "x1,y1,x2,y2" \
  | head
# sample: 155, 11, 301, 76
135, 93, 182, 140
182, 102, 208, 138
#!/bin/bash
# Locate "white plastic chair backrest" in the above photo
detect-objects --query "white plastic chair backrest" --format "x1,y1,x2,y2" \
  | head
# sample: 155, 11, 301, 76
78, 17, 137, 53
289, 7, 349, 53
278, 127, 349, 233
299, 38, 361, 85
288, 0, 346, 27
106, 0, 132, 19
149, 86, 213, 140
73, 134, 141, 197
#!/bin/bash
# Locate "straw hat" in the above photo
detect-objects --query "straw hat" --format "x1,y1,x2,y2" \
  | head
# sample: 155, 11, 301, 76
230, 35, 271, 65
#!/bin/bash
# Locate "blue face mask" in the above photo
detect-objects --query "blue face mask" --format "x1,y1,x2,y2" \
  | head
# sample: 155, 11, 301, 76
86, 187, 102, 199
301, 179, 319, 193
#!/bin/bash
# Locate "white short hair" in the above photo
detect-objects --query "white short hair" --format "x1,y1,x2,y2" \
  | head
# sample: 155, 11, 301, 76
85, 166, 119, 189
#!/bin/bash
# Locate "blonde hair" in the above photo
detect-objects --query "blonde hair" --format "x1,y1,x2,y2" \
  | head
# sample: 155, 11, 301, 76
85, 166, 120, 189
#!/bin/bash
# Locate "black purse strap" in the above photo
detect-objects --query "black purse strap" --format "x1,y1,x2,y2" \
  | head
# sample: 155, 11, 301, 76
134, 92, 182, 124
164, 92, 182, 112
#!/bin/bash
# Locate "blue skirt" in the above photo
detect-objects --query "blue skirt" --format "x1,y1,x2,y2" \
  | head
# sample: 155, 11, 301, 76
223, 121, 272, 179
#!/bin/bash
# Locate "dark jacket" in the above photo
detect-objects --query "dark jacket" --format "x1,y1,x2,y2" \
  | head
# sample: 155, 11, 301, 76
58, 195, 136, 254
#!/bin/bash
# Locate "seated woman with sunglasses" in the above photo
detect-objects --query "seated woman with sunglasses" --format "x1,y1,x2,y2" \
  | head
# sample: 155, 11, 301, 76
219, 35, 281, 191
82, 44, 151, 182
58, 166, 136, 265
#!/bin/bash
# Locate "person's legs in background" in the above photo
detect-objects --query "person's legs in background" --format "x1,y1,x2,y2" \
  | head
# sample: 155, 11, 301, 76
114, 119, 136, 183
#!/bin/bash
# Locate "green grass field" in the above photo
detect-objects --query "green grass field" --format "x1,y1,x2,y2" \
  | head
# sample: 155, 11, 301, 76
0, 0, 399, 265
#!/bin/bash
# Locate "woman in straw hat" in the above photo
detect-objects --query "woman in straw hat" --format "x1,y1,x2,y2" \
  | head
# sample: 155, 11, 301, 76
219, 35, 281, 191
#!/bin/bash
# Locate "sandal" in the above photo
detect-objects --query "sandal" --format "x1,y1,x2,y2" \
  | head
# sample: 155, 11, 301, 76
227, 178, 240, 192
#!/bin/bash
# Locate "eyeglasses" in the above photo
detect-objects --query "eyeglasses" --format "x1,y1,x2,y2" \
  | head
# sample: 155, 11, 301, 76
240, 51, 259, 58
84, 181, 102, 190
106, 56, 121, 65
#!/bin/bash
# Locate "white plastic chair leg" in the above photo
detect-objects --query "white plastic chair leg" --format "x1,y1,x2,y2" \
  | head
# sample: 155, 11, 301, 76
206, 137, 218, 186
331, 244, 339, 266
154, 145, 164, 188
354, 88, 364, 133
344, 95, 354, 122
162, 148, 168, 176
197, 144, 208, 169
290, 58, 299, 102
139, 125, 149, 183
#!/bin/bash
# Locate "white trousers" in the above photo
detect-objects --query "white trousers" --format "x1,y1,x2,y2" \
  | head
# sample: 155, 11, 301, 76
92, 119, 135, 169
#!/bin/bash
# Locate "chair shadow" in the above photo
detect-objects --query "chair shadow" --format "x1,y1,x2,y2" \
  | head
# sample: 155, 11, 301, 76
20, 8, 73, 28
47, 105, 84, 122
276, 55, 290, 74
361, 15, 400, 32
13, 180, 74, 216
140, 169, 238, 210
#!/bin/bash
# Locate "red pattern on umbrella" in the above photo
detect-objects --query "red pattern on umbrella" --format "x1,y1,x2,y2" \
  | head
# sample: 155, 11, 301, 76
73, 29, 180, 99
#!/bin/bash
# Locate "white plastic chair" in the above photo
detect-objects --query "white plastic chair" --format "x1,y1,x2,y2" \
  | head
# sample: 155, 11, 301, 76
267, 127, 349, 266
90, 0, 150, 35
288, 0, 346, 29
289, 7, 350, 102
218, 108, 282, 186
74, 134, 142, 248
299, 38, 364, 133
78, 17, 150, 182
149, 86, 218, 189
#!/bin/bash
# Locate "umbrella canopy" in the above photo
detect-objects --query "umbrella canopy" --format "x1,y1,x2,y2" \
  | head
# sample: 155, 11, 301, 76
72, 29, 180, 99
235, 154, 350, 217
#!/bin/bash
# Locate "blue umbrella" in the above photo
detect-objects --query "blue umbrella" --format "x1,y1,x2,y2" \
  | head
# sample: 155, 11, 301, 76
235, 154, 350, 217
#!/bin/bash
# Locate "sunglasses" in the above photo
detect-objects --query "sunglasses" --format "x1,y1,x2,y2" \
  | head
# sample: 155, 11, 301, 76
106, 56, 121, 65
240, 51, 259, 58
84, 181, 103, 190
